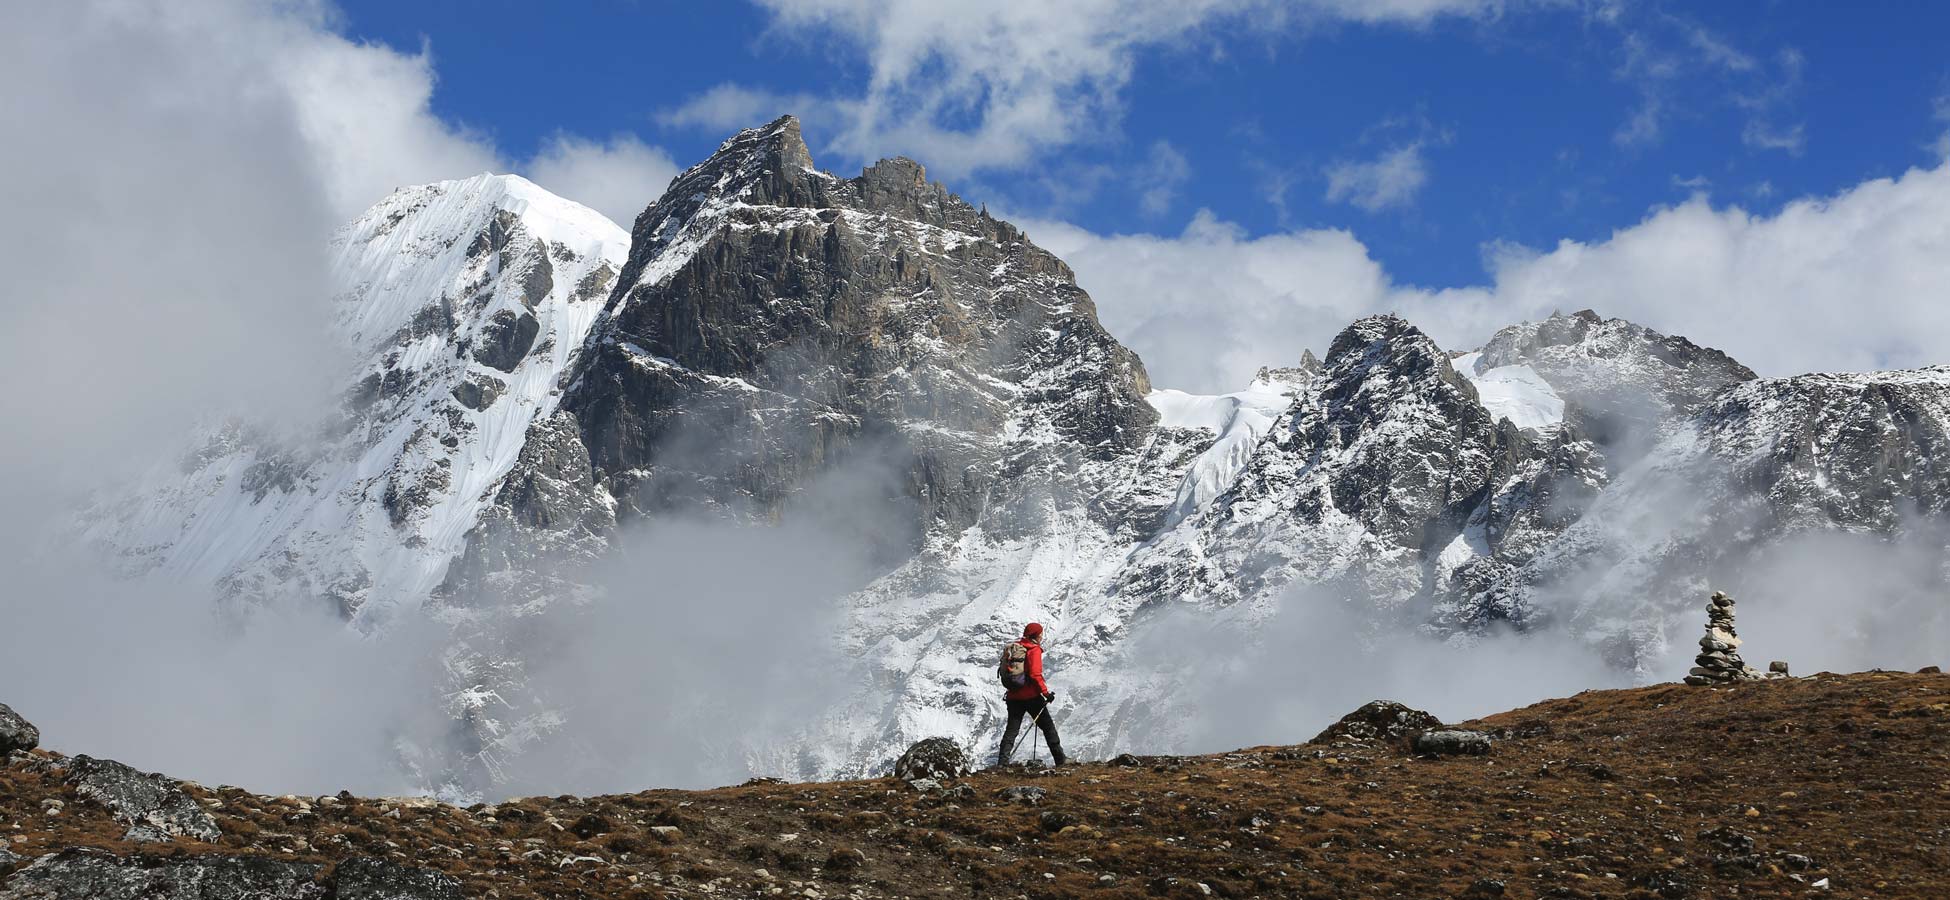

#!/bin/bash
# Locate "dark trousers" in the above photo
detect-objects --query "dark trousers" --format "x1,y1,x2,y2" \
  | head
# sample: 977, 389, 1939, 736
998, 696, 1063, 765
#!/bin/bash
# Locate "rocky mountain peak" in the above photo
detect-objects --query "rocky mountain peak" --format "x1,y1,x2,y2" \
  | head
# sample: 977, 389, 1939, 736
1319, 314, 1482, 428
1475, 309, 1756, 454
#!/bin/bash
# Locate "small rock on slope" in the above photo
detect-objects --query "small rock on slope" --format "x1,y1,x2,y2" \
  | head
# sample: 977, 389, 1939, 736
894, 738, 970, 783
1310, 701, 1443, 746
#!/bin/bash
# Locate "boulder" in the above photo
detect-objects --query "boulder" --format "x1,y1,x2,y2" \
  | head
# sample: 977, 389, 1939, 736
330, 857, 464, 900
1310, 701, 1443, 746
997, 785, 1047, 805
0, 848, 322, 900
64, 756, 221, 843
893, 737, 969, 783
1411, 729, 1493, 756
0, 703, 37, 755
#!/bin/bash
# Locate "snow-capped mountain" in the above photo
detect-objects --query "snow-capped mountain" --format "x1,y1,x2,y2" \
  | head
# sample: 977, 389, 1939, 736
82, 174, 629, 626
83, 117, 1950, 793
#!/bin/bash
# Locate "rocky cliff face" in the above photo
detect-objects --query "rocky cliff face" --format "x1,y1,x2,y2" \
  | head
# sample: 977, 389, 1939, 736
444, 117, 1156, 601
79, 118, 1950, 794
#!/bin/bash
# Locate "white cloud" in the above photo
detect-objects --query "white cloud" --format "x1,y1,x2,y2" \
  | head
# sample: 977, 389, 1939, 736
681, 0, 1498, 177
1741, 120, 1805, 155
1137, 140, 1191, 216
1023, 210, 1487, 393
658, 83, 837, 135
525, 133, 682, 227
278, 23, 502, 219
1323, 142, 1429, 211
1933, 93, 1950, 159
1030, 160, 1950, 393
1609, 15, 1802, 154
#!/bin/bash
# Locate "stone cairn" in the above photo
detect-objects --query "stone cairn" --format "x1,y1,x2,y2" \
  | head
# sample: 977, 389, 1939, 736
1685, 591, 1766, 685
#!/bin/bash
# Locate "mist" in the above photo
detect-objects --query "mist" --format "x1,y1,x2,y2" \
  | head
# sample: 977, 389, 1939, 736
1118, 587, 1632, 756
1115, 517, 1947, 758
0, 551, 446, 795
483, 516, 876, 796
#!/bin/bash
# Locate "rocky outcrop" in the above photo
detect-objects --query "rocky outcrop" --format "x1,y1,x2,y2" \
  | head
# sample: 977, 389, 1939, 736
0, 849, 322, 900
329, 858, 463, 900
893, 738, 970, 784
0, 704, 36, 755
1310, 701, 1444, 747
64, 756, 221, 843
0, 851, 461, 900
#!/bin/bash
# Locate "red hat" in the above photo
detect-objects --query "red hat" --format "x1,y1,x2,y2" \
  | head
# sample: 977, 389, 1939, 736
1023, 622, 1043, 639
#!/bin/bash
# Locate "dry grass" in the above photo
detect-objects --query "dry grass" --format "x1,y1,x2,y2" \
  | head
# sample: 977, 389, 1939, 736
3, 670, 1948, 898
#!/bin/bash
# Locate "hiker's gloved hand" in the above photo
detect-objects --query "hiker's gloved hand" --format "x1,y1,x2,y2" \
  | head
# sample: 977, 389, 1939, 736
1042, 691, 1056, 703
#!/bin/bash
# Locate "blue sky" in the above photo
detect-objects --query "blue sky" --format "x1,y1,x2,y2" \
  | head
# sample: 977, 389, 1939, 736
332, 1, 1950, 288
9, 1, 1945, 402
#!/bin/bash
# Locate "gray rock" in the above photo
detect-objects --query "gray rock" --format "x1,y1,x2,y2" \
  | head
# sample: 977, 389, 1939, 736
1411, 729, 1493, 756
1769, 660, 1790, 675
997, 785, 1047, 805
121, 824, 173, 844
1038, 810, 1078, 832
0, 848, 21, 872
1310, 700, 1443, 746
893, 737, 970, 783
0, 848, 322, 900
64, 756, 221, 843
904, 777, 941, 793
471, 308, 539, 373
0, 703, 37, 754
449, 374, 505, 411
329, 857, 463, 900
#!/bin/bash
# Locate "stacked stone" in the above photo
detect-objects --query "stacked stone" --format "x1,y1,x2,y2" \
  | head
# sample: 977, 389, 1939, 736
1684, 591, 1764, 685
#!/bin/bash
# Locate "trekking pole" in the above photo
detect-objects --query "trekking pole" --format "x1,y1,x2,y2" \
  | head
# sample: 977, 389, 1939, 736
1029, 707, 1043, 765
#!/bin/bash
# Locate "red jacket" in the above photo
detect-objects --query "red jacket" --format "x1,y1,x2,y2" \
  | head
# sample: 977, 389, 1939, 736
1005, 638, 1050, 701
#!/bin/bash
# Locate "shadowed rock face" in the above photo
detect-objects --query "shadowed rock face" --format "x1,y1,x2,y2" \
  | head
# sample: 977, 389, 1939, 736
452, 116, 1157, 588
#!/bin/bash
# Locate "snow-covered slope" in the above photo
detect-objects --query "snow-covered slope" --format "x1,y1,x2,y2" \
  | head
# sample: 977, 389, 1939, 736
1451, 352, 1564, 431
82, 174, 629, 623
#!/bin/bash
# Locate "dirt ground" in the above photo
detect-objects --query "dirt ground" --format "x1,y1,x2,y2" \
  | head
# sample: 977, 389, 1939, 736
3, 669, 1947, 899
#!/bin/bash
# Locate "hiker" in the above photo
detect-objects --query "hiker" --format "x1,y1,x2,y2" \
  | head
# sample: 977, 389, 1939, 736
996, 622, 1067, 766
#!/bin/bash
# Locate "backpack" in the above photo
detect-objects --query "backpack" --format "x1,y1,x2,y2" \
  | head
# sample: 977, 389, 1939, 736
998, 641, 1031, 691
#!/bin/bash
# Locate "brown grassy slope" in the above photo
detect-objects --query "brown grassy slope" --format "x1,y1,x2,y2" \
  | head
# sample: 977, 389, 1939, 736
2, 670, 1947, 899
